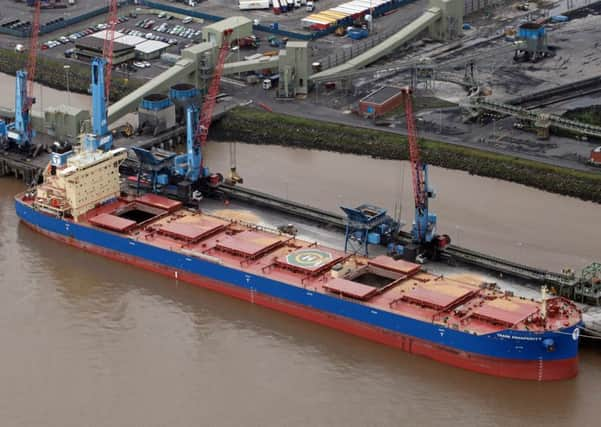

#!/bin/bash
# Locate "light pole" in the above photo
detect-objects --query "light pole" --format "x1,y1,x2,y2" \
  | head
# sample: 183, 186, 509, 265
63, 64, 71, 104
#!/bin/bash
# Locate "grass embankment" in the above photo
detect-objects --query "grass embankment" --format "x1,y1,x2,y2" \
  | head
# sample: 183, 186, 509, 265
0, 48, 143, 102
212, 107, 601, 203
563, 105, 601, 126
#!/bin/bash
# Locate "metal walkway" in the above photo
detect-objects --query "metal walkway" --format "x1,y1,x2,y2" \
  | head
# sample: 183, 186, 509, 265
467, 97, 601, 139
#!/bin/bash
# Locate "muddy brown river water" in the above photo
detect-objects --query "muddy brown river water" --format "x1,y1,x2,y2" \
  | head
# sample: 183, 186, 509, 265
1, 76, 601, 426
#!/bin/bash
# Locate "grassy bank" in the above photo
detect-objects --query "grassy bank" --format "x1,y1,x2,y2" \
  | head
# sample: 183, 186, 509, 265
212, 107, 601, 203
0, 48, 143, 102
563, 105, 601, 127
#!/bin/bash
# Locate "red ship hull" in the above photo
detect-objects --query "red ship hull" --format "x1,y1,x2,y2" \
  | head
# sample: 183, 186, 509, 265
22, 220, 578, 381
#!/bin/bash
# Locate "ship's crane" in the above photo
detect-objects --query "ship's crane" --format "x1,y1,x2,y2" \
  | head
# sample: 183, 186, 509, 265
401, 88, 450, 261
102, 0, 119, 100
0, 0, 41, 150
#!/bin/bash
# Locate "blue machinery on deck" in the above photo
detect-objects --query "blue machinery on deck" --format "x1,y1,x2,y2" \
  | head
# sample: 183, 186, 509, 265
341, 204, 400, 255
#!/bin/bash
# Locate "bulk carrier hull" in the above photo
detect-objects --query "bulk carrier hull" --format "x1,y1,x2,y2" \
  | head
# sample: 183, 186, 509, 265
15, 198, 581, 381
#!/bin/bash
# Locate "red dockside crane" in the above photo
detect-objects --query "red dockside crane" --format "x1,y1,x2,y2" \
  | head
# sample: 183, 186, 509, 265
102, 0, 119, 99
26, 0, 42, 112
197, 29, 233, 165
401, 87, 449, 262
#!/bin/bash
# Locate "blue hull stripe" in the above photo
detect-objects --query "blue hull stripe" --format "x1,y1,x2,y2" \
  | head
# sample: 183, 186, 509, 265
16, 200, 580, 362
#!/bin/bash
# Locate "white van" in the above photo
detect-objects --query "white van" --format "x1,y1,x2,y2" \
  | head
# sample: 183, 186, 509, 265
306, 2, 314, 12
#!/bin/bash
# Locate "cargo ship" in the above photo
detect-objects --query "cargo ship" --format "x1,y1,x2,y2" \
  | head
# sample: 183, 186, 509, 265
15, 144, 582, 381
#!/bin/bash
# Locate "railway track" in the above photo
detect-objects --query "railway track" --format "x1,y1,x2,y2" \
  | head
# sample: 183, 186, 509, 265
507, 75, 601, 109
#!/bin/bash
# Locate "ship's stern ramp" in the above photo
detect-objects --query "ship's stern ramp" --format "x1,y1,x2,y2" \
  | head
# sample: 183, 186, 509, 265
310, 0, 463, 82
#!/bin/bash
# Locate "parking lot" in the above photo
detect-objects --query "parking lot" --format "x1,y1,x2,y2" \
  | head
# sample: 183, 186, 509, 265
34, 7, 211, 80
0, 0, 110, 35
31, 4, 290, 81
0, 0, 426, 83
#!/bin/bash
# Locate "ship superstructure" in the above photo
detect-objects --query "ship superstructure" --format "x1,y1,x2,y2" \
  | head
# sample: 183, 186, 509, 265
32, 146, 126, 218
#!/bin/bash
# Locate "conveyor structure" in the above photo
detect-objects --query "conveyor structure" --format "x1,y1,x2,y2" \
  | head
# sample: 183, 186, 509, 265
310, 0, 463, 83
467, 97, 601, 140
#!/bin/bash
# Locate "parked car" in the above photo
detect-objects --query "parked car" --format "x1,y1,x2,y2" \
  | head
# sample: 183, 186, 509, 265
182, 17, 192, 24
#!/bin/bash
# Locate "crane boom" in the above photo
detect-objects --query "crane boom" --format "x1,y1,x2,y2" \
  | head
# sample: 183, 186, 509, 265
400, 86, 450, 257
401, 87, 431, 243
402, 88, 427, 213
25, 0, 41, 112
102, 0, 119, 100
197, 29, 233, 167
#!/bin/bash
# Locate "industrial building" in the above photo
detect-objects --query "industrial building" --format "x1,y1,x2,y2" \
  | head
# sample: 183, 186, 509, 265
202, 16, 252, 44
74, 37, 134, 64
135, 40, 171, 60
44, 105, 91, 143
358, 86, 404, 118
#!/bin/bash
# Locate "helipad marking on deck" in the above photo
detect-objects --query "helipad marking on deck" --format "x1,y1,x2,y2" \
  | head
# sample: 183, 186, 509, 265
287, 249, 333, 268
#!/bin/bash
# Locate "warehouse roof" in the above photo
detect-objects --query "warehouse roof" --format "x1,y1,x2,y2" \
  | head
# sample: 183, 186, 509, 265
75, 37, 132, 53
360, 86, 403, 105
45, 104, 88, 116
117, 34, 147, 46
135, 40, 170, 54
90, 30, 125, 40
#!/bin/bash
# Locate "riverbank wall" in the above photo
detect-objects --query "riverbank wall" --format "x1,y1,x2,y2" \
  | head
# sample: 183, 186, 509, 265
212, 107, 601, 204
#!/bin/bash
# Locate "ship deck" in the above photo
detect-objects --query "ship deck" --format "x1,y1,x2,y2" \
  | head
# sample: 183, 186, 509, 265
31, 194, 580, 335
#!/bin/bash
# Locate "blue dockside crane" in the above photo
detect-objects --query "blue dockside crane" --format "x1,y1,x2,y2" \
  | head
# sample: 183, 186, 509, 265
0, 1, 41, 151
11, 70, 34, 148
83, 57, 113, 153
0, 67, 35, 151
173, 105, 204, 182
